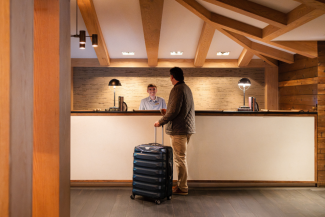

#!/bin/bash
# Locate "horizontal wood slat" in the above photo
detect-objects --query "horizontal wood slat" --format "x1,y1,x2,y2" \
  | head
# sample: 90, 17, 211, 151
279, 56, 318, 73
318, 84, 325, 94
278, 77, 318, 87
279, 103, 315, 111
318, 138, 325, 148
318, 127, 325, 137
279, 84, 317, 96
279, 95, 317, 105
318, 154, 325, 159
318, 160, 325, 170
279, 66, 318, 82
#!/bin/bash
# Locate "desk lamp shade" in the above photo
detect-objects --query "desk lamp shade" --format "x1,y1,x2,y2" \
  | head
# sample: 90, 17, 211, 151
108, 79, 121, 87
108, 79, 122, 107
238, 78, 251, 107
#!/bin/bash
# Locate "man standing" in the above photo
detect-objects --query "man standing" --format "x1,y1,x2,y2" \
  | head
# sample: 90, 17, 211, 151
154, 67, 195, 195
139, 84, 167, 110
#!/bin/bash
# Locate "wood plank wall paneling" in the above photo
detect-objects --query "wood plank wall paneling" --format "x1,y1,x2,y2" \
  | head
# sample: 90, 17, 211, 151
73, 67, 265, 111
10, 0, 34, 216
278, 54, 318, 111
1, 0, 34, 216
59, 0, 71, 216
318, 41, 325, 183
0, 1, 10, 216
33, 0, 70, 216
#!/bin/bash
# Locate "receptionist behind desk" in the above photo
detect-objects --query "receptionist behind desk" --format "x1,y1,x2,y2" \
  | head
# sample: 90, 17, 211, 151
139, 84, 167, 110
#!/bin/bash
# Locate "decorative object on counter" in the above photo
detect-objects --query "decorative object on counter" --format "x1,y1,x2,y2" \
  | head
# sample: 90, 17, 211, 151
108, 79, 122, 111
93, 108, 101, 112
238, 78, 251, 111
248, 97, 259, 111
70, 0, 98, 49
118, 96, 128, 111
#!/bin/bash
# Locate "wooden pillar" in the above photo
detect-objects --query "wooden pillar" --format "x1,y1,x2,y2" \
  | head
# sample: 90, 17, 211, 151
265, 65, 279, 110
317, 41, 325, 186
33, 0, 70, 216
0, 0, 34, 216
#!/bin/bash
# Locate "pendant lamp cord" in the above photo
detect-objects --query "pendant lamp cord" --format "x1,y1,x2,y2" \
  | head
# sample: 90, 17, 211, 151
76, 0, 78, 35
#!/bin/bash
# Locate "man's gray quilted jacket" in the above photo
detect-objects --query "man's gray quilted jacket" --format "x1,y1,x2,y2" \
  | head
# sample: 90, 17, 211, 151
159, 81, 196, 135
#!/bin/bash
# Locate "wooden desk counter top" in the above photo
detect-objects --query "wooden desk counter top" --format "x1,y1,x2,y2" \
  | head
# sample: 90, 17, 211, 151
71, 110, 317, 117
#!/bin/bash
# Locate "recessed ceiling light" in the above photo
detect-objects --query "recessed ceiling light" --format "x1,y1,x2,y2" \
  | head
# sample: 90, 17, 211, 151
170, 51, 183, 55
122, 52, 135, 55
217, 52, 230, 56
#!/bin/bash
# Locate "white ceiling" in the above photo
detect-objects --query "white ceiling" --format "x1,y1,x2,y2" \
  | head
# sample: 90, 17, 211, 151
70, 0, 325, 60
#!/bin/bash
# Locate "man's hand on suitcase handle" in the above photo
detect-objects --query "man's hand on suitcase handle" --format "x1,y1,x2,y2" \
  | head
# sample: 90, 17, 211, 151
154, 121, 161, 127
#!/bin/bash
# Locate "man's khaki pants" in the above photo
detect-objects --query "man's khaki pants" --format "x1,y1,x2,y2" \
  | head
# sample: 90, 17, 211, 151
170, 134, 191, 192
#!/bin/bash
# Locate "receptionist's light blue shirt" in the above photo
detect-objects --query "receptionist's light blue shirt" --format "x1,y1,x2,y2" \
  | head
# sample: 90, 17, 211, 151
139, 96, 167, 110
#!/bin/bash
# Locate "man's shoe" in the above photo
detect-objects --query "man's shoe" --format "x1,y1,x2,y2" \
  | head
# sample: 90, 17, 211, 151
172, 186, 178, 192
172, 187, 188, 196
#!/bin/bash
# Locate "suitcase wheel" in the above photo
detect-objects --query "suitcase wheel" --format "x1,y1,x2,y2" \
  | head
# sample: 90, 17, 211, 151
167, 196, 172, 200
155, 200, 161, 205
130, 194, 135, 200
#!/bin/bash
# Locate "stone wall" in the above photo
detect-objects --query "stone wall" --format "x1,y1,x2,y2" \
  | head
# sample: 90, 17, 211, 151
73, 67, 265, 111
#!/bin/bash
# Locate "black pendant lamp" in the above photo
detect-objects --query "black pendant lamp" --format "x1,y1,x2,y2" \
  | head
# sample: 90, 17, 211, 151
71, 0, 98, 49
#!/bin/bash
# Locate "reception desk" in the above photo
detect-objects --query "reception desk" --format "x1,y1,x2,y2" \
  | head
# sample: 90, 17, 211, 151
71, 111, 317, 187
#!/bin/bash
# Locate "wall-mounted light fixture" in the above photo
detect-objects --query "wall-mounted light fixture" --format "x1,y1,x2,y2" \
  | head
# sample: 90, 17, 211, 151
71, 0, 98, 49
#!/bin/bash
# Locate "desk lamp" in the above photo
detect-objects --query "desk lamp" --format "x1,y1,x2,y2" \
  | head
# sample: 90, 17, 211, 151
238, 78, 251, 110
108, 79, 121, 111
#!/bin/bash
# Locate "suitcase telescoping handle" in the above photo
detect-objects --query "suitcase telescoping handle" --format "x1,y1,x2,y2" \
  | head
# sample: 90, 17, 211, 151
154, 125, 164, 145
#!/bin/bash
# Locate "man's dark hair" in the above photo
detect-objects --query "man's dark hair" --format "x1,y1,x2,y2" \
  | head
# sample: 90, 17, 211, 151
147, 84, 157, 89
170, 67, 184, 82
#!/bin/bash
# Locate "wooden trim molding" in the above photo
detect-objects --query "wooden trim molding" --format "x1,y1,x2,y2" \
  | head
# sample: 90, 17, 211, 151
139, 0, 164, 67
71, 58, 267, 68
70, 180, 317, 187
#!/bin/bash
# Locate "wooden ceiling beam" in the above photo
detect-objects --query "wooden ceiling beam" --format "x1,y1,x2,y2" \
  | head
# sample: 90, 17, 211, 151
78, 0, 110, 66
250, 42, 294, 64
256, 54, 278, 67
194, 22, 215, 67
269, 41, 318, 58
294, 0, 325, 11
176, 0, 320, 58
217, 28, 279, 66
203, 0, 287, 28
262, 4, 325, 41
238, 49, 254, 67
176, 0, 262, 39
139, 0, 164, 67
221, 29, 292, 63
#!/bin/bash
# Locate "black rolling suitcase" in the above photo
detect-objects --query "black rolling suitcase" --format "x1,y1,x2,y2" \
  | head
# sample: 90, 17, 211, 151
130, 126, 173, 205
